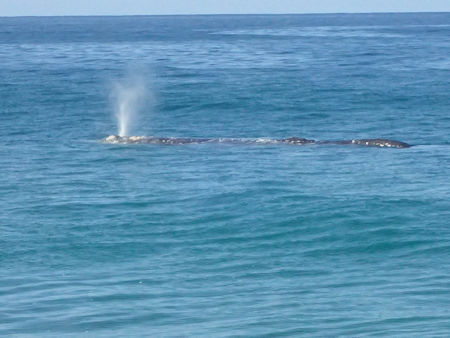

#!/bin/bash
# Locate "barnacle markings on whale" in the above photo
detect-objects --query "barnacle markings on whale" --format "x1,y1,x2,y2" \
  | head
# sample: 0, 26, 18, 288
103, 135, 411, 148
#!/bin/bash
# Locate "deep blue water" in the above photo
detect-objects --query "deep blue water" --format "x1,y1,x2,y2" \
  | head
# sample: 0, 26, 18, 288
1, 13, 450, 336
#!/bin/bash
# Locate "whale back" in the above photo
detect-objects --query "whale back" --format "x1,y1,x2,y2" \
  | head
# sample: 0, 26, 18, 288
282, 137, 316, 144
350, 139, 411, 148
103, 135, 411, 148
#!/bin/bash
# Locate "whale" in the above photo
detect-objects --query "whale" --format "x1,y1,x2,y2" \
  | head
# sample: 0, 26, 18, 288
103, 135, 411, 148
315, 138, 411, 148
346, 139, 411, 148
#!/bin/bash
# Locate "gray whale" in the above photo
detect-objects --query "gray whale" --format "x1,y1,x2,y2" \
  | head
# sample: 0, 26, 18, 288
103, 135, 411, 148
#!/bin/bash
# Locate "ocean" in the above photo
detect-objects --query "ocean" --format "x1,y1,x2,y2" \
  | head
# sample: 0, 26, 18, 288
1, 13, 449, 336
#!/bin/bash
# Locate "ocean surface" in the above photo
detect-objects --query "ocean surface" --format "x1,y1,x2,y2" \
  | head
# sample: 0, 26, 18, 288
1, 13, 449, 336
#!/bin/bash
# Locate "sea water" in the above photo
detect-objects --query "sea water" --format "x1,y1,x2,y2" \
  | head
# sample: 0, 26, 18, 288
0, 13, 449, 336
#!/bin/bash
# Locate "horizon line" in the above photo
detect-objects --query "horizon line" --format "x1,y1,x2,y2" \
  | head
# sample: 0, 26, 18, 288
1, 10, 449, 18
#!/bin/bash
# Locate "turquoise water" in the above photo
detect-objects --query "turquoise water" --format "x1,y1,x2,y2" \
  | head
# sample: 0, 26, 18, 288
1, 13, 450, 336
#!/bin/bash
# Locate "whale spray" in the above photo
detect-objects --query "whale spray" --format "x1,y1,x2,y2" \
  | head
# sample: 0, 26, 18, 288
111, 70, 149, 137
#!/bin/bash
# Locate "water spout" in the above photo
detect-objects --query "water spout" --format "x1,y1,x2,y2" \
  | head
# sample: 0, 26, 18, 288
111, 72, 148, 137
